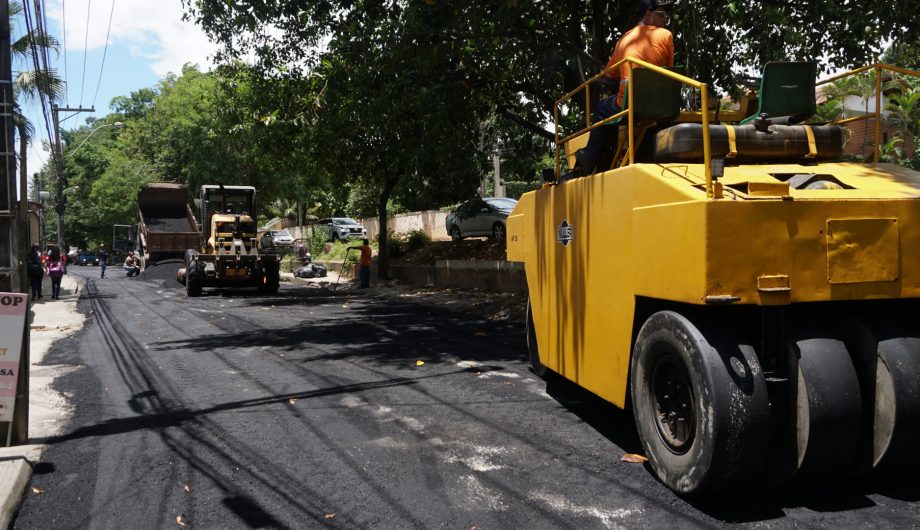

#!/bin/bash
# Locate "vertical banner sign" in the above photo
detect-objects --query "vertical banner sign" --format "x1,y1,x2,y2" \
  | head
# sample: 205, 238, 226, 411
0, 292, 28, 422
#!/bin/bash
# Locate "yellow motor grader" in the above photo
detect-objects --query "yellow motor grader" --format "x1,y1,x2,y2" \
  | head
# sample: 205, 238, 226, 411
178, 185, 280, 296
507, 59, 920, 495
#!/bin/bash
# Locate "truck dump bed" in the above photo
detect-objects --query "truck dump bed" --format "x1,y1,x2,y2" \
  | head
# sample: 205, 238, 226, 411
138, 183, 200, 261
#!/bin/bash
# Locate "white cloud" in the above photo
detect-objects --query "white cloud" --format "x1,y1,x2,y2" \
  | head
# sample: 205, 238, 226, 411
48, 0, 218, 77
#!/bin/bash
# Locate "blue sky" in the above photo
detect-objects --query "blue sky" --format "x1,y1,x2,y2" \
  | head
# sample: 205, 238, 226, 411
18, 0, 218, 181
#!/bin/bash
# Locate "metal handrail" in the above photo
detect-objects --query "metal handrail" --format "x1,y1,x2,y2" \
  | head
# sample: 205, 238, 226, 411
817, 63, 920, 164
554, 57, 715, 197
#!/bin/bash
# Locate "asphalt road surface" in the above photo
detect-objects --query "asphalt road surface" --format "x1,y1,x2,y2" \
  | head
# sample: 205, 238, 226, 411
14, 268, 920, 529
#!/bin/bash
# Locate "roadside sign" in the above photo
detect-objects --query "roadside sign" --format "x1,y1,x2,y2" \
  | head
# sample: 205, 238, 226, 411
0, 292, 28, 422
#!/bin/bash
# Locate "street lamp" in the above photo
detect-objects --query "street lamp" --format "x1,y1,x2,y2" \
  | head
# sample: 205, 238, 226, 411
54, 122, 124, 253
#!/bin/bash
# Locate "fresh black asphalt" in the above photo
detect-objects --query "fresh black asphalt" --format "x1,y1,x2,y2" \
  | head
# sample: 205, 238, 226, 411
13, 268, 920, 528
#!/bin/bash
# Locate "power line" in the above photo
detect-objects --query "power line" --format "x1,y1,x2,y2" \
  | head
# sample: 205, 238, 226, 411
22, 0, 54, 147
62, 0, 68, 106
91, 0, 115, 108
79, 0, 91, 106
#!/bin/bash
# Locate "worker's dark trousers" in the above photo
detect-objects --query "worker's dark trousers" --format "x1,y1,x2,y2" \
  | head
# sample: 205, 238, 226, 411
578, 96, 621, 172
359, 266, 370, 288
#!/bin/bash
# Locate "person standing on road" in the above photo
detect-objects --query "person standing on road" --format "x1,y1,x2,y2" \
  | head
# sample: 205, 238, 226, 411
27, 245, 45, 300
123, 251, 141, 277
575, 0, 674, 174
47, 249, 66, 299
97, 245, 108, 278
348, 238, 373, 288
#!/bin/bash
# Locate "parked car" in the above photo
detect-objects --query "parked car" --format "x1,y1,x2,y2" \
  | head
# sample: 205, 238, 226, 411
260, 229, 295, 248
445, 197, 518, 241
77, 251, 99, 266
316, 218, 368, 242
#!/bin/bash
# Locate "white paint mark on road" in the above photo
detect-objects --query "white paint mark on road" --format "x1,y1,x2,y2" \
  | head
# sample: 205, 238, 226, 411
461, 475, 508, 511
530, 490, 640, 528
444, 443, 507, 471
371, 436, 408, 449
477, 371, 521, 380
456, 360, 482, 369
341, 395, 366, 408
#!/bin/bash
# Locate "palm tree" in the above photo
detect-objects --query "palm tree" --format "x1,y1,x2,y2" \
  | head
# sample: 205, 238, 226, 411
8, 0, 64, 199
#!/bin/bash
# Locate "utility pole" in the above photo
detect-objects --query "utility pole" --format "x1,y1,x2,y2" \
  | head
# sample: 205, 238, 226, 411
52, 105, 94, 254
1, 0, 30, 444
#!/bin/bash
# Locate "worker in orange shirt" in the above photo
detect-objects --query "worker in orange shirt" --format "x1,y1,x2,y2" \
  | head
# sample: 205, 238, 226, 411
348, 238, 373, 288
576, 0, 674, 175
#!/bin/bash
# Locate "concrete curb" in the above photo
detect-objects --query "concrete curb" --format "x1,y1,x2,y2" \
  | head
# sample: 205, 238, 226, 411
0, 456, 32, 528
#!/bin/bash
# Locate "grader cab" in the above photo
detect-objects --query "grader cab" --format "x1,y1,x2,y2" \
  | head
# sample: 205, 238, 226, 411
507, 59, 920, 495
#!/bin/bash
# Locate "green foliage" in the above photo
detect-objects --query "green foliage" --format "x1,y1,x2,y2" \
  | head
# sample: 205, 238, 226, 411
504, 180, 542, 199
406, 230, 430, 252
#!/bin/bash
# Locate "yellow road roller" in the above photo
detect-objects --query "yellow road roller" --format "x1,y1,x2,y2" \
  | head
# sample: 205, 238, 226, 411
507, 59, 920, 495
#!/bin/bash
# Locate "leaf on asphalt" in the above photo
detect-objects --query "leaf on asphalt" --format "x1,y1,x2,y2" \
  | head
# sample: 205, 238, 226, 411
183, 484, 190, 493
31, 486, 44, 494
621, 453, 648, 463
416, 360, 425, 366
323, 513, 336, 519
176, 515, 188, 527
289, 398, 298, 404
474, 331, 487, 336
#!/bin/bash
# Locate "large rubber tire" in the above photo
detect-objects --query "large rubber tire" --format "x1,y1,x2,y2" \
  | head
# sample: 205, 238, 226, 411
492, 222, 506, 241
526, 301, 547, 378
260, 262, 280, 295
871, 336, 920, 470
631, 311, 770, 496
770, 327, 862, 482
186, 266, 203, 297
450, 225, 462, 243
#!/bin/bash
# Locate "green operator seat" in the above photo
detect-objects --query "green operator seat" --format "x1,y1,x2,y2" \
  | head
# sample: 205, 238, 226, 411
739, 61, 817, 125
606, 66, 683, 167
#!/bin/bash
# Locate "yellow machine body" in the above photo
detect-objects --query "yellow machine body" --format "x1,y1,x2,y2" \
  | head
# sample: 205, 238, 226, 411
507, 160, 920, 409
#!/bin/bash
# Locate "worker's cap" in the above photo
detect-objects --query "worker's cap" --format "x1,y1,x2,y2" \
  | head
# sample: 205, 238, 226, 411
636, 0, 673, 17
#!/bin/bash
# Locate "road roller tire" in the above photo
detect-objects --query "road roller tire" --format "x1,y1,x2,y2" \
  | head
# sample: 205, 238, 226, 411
770, 329, 862, 483
631, 311, 770, 496
526, 301, 547, 378
871, 337, 920, 471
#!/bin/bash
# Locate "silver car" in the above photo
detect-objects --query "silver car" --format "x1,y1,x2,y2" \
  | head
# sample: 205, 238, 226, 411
445, 197, 518, 241
260, 229, 295, 248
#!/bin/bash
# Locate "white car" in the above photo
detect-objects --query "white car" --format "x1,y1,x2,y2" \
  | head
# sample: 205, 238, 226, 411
260, 230, 295, 248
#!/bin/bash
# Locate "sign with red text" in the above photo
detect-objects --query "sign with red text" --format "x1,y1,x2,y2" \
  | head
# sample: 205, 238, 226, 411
0, 292, 28, 422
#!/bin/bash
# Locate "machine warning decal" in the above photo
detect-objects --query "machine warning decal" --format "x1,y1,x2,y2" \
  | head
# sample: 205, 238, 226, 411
557, 220, 573, 246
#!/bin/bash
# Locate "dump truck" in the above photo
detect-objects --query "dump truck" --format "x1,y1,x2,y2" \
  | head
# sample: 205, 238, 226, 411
177, 184, 280, 296
507, 60, 920, 496
137, 183, 200, 264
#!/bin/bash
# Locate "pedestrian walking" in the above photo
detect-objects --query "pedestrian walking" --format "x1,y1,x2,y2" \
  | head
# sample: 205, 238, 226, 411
47, 249, 66, 299
348, 238, 373, 288
27, 245, 44, 300
98, 245, 108, 278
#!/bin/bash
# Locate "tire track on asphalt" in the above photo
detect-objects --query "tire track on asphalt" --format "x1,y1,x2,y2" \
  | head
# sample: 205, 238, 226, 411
149, 284, 707, 527
76, 277, 367, 528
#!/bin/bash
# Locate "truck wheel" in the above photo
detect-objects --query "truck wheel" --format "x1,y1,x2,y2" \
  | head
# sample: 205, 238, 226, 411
186, 266, 203, 297
631, 311, 769, 496
526, 301, 547, 378
450, 226, 462, 242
